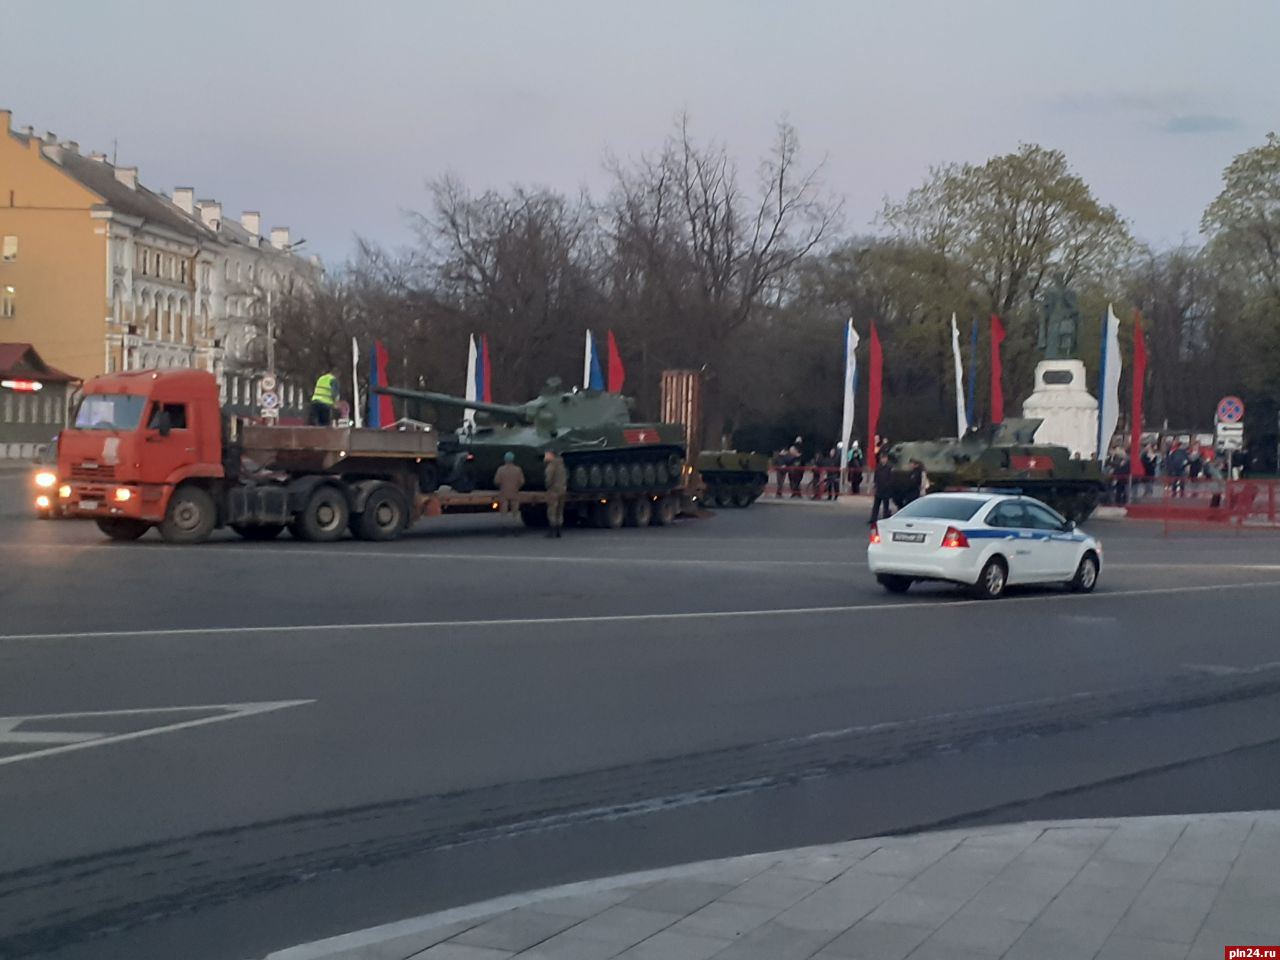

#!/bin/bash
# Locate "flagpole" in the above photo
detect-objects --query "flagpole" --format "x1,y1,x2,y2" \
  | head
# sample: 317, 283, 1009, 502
351, 337, 362, 428
1096, 309, 1108, 459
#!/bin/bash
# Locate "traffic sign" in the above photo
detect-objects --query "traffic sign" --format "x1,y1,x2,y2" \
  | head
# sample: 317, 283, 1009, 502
1216, 395, 1244, 424
260, 391, 279, 409
260, 374, 277, 392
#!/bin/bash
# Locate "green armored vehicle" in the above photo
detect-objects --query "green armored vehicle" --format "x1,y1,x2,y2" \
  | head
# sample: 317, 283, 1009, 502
887, 419, 1106, 522
697, 450, 769, 508
377, 379, 687, 502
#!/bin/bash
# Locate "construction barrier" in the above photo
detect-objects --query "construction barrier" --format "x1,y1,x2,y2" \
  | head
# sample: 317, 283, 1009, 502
1123, 476, 1280, 533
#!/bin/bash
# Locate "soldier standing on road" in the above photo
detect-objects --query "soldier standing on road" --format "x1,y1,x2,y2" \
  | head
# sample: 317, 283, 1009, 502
493, 451, 525, 535
543, 450, 568, 538
869, 453, 894, 524
309, 369, 339, 426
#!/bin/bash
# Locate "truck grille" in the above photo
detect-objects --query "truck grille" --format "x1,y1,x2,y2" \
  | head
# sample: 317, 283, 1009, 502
70, 464, 117, 482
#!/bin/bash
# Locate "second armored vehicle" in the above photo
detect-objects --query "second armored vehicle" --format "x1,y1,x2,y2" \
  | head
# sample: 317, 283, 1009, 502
697, 450, 770, 508
887, 419, 1107, 522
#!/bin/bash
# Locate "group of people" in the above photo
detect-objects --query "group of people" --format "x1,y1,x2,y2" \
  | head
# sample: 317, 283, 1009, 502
493, 450, 569, 537
1102, 438, 1239, 504
772, 439, 867, 499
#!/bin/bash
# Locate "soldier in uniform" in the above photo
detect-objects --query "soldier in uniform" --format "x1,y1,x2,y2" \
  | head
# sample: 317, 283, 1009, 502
543, 450, 568, 538
493, 451, 525, 534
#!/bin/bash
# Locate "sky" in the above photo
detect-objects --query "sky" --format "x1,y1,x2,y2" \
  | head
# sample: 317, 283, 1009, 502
3, 0, 1277, 265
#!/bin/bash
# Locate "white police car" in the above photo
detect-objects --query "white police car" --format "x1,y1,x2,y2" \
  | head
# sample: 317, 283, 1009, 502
867, 492, 1101, 599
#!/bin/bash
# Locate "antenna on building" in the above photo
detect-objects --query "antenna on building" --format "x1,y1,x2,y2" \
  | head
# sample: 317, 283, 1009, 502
111, 138, 118, 165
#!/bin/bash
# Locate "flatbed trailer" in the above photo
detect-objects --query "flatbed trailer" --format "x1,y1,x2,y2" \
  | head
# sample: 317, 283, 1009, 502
55, 369, 682, 544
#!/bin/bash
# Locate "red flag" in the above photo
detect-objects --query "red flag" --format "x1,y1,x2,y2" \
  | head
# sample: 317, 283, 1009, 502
606, 330, 625, 393
374, 339, 394, 427
1129, 310, 1147, 475
481, 335, 492, 403
868, 322, 883, 458
990, 313, 1006, 424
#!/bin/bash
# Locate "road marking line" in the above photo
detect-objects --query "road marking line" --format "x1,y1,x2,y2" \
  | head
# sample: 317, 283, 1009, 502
2, 581, 1279, 643
0, 700, 314, 766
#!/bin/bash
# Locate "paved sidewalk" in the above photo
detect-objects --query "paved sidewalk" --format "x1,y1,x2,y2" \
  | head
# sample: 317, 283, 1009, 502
265, 812, 1280, 960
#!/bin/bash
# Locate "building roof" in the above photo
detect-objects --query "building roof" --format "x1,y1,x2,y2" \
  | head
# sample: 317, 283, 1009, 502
53, 150, 214, 241
0, 343, 79, 382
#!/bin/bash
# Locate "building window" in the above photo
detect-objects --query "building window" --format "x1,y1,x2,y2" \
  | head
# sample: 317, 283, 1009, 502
180, 262, 188, 284
1, 285, 15, 318
140, 250, 148, 276
1, 235, 16, 262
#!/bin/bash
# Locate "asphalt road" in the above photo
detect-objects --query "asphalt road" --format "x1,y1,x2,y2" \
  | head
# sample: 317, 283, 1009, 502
2, 470, 1280, 960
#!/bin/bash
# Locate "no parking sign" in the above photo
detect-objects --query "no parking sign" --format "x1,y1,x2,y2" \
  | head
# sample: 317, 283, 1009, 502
1216, 395, 1244, 424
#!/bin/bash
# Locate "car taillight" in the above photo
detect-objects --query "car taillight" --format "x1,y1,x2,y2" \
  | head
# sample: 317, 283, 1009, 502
942, 526, 969, 548
869, 523, 881, 544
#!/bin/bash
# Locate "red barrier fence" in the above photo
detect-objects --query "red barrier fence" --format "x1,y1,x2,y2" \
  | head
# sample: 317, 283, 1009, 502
1124, 477, 1280, 532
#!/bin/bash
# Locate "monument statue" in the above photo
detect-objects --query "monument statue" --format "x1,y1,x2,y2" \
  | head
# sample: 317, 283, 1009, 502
1037, 273, 1081, 360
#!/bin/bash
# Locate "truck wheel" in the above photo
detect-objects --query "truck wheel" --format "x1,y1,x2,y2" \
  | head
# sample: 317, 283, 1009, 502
354, 484, 408, 541
290, 485, 349, 542
96, 517, 151, 541
520, 504, 549, 528
231, 523, 285, 540
626, 496, 653, 527
594, 499, 625, 529
416, 461, 439, 494
160, 485, 217, 544
651, 495, 679, 526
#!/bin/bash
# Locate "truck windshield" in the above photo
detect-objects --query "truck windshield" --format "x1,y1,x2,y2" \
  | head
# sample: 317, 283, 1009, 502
73, 394, 147, 431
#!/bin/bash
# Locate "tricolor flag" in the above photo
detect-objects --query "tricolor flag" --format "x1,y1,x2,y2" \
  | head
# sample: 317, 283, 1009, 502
840, 320, 859, 489
606, 330, 625, 393
950, 313, 966, 438
1096, 304, 1122, 458
464, 333, 491, 429
583, 330, 605, 391
367, 339, 394, 429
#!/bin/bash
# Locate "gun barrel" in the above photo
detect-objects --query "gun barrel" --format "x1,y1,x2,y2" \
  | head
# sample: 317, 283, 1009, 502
374, 385, 533, 423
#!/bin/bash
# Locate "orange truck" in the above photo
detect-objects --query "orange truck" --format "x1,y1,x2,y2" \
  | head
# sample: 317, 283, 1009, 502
56, 368, 456, 544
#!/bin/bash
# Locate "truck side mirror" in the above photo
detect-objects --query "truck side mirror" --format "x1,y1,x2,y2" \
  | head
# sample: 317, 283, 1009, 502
156, 410, 173, 437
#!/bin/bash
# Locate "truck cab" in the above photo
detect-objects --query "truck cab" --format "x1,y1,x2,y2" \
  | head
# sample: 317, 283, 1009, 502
57, 369, 226, 540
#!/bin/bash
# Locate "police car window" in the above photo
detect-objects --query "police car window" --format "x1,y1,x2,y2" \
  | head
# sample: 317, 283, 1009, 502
986, 502, 1026, 527
1024, 503, 1067, 530
891, 497, 985, 521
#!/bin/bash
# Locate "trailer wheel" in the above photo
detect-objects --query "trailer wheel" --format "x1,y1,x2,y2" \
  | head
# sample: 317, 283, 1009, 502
290, 485, 349, 542
652, 495, 679, 526
231, 523, 285, 540
625, 496, 653, 527
354, 484, 408, 541
520, 503, 549, 527
594, 498, 625, 529
160, 484, 217, 544
96, 517, 151, 541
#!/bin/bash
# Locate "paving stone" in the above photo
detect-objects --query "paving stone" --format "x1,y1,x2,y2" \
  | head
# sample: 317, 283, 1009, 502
1072, 857, 1159, 890
515, 933, 626, 960
452, 910, 583, 953
855, 840, 958, 878
771, 851, 866, 883
318, 921, 479, 960
818, 920, 933, 959
1095, 934, 1191, 959
719, 873, 823, 909
1038, 825, 1116, 847
1014, 838, 1100, 871
1035, 882, 1135, 927
706, 920, 836, 960
1150, 855, 1234, 888
613, 930, 730, 960
1167, 818, 1252, 863
924, 913, 1028, 954
954, 879, 1059, 923
667, 900, 780, 940
621, 879, 736, 915
902, 862, 997, 900
862, 890, 967, 928
1200, 895, 1280, 939
986, 861, 1080, 895
1097, 837, 1181, 865
565, 907, 681, 947
685, 857, 775, 887
1003, 919, 1115, 960
528, 888, 643, 919
771, 869, 907, 932
409, 944, 514, 960
903, 941, 1003, 960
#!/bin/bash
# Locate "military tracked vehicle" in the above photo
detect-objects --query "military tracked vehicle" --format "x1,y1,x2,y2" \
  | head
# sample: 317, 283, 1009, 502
376, 379, 687, 504
697, 450, 770, 508
886, 418, 1106, 522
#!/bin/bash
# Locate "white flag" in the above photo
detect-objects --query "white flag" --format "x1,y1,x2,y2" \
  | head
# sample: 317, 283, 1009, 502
351, 337, 362, 428
463, 333, 478, 431
951, 313, 966, 438
583, 330, 594, 390
840, 320, 859, 491
1097, 304, 1122, 458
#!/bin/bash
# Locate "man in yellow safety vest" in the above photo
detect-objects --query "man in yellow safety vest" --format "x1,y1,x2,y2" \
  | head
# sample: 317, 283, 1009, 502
310, 369, 339, 426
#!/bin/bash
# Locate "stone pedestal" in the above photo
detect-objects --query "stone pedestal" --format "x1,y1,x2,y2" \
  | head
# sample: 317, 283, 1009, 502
1021, 360, 1098, 458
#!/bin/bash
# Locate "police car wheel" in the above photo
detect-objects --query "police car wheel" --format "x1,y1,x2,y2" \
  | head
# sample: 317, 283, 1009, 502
877, 574, 912, 594
1070, 553, 1099, 593
971, 558, 1007, 600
